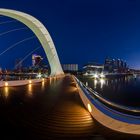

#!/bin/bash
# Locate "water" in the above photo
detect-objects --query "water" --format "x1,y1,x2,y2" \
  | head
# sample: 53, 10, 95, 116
78, 75, 140, 109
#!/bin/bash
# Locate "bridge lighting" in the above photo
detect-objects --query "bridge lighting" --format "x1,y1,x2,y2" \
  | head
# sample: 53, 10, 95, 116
29, 80, 32, 84
93, 74, 98, 79
100, 73, 105, 78
5, 82, 8, 87
87, 103, 92, 113
37, 73, 42, 79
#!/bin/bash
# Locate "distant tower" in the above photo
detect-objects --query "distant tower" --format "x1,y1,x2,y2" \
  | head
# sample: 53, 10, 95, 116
32, 54, 43, 67
32, 54, 36, 66
15, 59, 22, 71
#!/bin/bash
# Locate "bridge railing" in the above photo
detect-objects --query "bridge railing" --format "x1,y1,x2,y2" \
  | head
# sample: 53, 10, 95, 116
74, 76, 140, 117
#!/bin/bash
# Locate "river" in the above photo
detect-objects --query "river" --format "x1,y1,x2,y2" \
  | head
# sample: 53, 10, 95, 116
78, 75, 140, 109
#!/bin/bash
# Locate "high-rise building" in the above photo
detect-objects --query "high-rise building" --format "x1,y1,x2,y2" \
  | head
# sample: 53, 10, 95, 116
32, 54, 43, 67
104, 58, 114, 72
116, 59, 122, 68
15, 59, 22, 71
62, 64, 78, 72
124, 61, 127, 68
104, 58, 128, 73
105, 58, 112, 65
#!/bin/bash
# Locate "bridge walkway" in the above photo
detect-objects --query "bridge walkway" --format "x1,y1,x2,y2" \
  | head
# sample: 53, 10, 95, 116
0, 75, 106, 139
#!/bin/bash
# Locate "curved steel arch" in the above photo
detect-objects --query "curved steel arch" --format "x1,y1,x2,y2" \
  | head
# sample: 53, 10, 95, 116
0, 8, 64, 76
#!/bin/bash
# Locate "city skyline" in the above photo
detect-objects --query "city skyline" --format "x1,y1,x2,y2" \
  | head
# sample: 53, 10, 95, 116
0, 0, 140, 69
0, 4, 140, 140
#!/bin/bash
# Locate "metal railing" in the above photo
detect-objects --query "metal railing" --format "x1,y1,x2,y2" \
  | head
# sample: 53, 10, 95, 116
74, 76, 140, 117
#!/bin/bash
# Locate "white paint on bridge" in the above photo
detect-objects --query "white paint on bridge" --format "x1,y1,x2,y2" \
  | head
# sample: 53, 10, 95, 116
0, 8, 64, 76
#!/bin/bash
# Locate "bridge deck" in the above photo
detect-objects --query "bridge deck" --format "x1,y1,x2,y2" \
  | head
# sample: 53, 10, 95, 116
0, 75, 138, 139
0, 75, 101, 139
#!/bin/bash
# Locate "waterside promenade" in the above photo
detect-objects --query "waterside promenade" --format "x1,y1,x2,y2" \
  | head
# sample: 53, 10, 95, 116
0, 75, 139, 139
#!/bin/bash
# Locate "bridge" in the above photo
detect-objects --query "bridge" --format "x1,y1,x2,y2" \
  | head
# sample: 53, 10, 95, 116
0, 9, 140, 139
0, 8, 63, 76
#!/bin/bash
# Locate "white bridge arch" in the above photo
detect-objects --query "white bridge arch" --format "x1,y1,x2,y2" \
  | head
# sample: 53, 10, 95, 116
0, 8, 64, 76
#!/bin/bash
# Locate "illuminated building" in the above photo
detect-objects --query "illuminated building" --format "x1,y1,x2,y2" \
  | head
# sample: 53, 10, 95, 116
32, 54, 43, 67
62, 64, 78, 72
104, 57, 128, 73
83, 62, 104, 74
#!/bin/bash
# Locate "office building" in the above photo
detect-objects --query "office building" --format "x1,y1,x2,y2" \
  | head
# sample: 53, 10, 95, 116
83, 62, 104, 74
62, 64, 78, 72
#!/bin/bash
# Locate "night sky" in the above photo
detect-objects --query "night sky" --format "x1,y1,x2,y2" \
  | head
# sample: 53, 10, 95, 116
0, 0, 140, 69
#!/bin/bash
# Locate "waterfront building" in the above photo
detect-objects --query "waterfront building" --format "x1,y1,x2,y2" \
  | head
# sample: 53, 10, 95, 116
104, 57, 128, 73
83, 62, 104, 74
104, 57, 114, 73
62, 64, 78, 72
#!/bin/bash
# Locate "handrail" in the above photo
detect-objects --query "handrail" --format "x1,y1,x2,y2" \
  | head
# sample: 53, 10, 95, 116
74, 76, 140, 116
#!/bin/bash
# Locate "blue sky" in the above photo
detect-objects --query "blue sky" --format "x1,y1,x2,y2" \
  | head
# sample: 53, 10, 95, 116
0, 0, 140, 69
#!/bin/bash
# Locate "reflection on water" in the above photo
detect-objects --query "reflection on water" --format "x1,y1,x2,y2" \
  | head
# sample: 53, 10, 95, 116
4, 87, 9, 98
0, 77, 64, 108
94, 79, 97, 89
99, 78, 105, 89
28, 84, 32, 97
79, 75, 140, 108
41, 81, 45, 90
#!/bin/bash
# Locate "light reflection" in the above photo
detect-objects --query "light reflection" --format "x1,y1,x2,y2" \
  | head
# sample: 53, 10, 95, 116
106, 80, 109, 86
100, 73, 105, 78
4, 87, 9, 98
93, 74, 99, 79
5, 82, 8, 87
94, 79, 97, 89
86, 82, 88, 86
100, 78, 105, 89
28, 84, 32, 97
53, 77, 57, 82
49, 77, 52, 85
41, 81, 45, 90
42, 78, 45, 82
87, 103, 92, 113
29, 80, 32, 84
